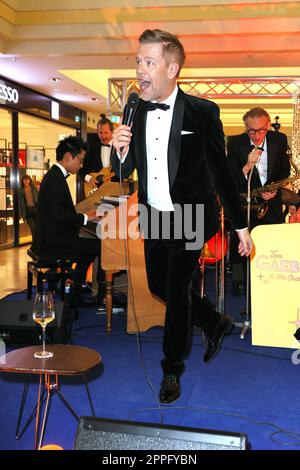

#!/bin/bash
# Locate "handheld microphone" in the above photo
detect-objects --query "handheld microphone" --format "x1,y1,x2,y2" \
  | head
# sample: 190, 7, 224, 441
120, 92, 139, 153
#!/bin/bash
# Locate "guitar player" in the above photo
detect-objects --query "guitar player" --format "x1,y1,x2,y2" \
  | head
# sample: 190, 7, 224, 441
227, 107, 290, 296
78, 114, 125, 311
78, 114, 118, 196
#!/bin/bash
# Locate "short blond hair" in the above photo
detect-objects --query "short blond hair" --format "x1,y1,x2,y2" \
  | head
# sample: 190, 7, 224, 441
139, 29, 185, 77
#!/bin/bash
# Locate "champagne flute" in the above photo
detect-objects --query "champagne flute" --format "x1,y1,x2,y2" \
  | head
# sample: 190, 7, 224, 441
32, 292, 55, 359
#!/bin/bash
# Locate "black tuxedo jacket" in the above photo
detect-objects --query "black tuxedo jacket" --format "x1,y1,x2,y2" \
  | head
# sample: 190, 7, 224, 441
227, 130, 290, 225
78, 140, 113, 179
112, 87, 246, 243
32, 165, 85, 256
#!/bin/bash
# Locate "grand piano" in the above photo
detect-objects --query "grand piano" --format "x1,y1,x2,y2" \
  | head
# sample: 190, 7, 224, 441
76, 181, 165, 333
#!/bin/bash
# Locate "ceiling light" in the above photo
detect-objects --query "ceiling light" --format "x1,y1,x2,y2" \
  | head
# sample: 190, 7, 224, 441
49, 77, 61, 83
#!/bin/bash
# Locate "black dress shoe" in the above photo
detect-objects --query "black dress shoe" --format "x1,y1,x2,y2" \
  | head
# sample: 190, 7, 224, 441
159, 374, 180, 404
203, 314, 233, 363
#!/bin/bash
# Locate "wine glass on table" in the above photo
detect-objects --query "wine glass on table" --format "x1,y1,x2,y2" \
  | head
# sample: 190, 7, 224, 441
32, 292, 55, 359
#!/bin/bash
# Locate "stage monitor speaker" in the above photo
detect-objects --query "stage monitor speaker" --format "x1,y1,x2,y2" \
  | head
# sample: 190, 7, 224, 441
0, 300, 73, 346
74, 417, 248, 450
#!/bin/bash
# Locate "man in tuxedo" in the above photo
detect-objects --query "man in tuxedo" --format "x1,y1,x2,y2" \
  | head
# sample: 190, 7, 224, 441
79, 114, 116, 189
31, 135, 104, 310
112, 29, 252, 404
227, 107, 290, 294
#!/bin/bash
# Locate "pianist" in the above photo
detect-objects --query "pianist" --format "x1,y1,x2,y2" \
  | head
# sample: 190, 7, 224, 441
31, 135, 106, 313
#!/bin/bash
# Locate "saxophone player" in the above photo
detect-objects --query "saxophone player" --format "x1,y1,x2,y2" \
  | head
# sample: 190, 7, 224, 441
227, 107, 290, 296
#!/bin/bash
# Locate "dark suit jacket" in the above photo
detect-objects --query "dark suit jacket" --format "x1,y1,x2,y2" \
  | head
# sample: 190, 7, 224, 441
78, 140, 112, 179
112, 87, 246, 243
32, 165, 86, 257
227, 130, 290, 225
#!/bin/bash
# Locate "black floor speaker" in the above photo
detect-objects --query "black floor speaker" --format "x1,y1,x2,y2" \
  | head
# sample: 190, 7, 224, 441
0, 300, 73, 345
74, 417, 248, 450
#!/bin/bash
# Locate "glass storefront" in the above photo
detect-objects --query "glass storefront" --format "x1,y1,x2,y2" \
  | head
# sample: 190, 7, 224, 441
0, 76, 86, 249
18, 114, 77, 244
0, 109, 13, 246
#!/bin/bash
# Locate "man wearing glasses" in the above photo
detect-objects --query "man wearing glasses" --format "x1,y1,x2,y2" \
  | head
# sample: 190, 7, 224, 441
227, 107, 290, 295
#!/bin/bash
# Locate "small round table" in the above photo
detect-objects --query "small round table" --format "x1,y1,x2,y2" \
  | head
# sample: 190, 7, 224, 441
0, 344, 101, 449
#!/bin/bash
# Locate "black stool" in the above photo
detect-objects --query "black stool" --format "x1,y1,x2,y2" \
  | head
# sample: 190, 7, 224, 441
27, 249, 79, 300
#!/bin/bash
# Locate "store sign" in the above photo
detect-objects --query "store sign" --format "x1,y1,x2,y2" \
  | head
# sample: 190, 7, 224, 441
51, 100, 59, 120
0, 80, 19, 104
0, 75, 82, 125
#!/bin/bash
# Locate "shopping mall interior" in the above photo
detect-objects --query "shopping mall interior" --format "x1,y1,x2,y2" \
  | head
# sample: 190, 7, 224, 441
1, 0, 300, 453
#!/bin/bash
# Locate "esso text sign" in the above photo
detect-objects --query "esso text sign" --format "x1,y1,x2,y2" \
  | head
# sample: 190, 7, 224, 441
0, 81, 19, 104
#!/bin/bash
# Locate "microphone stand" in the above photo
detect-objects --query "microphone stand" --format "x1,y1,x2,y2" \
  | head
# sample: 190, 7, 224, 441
216, 206, 225, 314
240, 164, 254, 339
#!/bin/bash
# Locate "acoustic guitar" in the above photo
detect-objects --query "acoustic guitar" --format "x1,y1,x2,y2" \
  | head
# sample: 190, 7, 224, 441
83, 168, 115, 198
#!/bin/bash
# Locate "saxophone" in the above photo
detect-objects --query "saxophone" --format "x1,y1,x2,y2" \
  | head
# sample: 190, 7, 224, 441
250, 172, 300, 198
241, 150, 300, 219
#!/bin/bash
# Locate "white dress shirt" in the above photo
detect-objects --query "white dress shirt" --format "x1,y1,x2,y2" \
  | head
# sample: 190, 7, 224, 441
146, 86, 178, 211
101, 140, 113, 168
246, 138, 268, 186
251, 138, 268, 185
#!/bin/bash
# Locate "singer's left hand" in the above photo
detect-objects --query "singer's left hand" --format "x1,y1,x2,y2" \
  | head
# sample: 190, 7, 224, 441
237, 228, 253, 257
261, 190, 277, 200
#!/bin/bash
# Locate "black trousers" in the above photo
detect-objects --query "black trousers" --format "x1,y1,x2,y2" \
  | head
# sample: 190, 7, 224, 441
25, 206, 37, 238
143, 208, 219, 377
40, 237, 105, 298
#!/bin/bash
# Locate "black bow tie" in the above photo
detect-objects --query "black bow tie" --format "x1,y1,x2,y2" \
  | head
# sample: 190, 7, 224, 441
251, 145, 264, 151
143, 101, 170, 111
102, 143, 111, 148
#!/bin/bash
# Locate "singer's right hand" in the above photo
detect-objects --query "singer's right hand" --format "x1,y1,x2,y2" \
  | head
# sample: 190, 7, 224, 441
112, 124, 132, 156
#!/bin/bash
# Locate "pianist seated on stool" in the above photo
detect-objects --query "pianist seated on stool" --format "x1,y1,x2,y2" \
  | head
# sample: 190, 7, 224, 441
30, 135, 106, 314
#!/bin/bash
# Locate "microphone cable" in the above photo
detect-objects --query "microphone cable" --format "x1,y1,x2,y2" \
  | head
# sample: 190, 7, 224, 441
117, 139, 164, 423
128, 403, 300, 448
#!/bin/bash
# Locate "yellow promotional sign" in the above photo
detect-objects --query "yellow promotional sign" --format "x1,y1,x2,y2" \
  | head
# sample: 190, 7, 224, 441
251, 223, 300, 348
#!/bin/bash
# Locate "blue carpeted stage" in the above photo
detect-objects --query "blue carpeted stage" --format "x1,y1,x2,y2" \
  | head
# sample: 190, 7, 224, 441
0, 268, 299, 451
